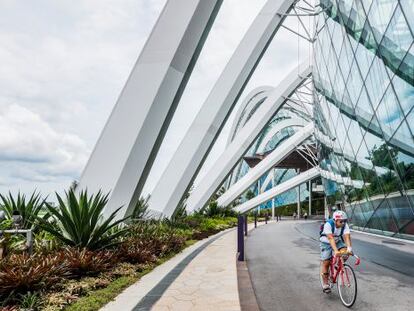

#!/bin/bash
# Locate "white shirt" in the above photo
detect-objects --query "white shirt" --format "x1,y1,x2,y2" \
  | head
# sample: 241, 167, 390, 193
320, 221, 350, 243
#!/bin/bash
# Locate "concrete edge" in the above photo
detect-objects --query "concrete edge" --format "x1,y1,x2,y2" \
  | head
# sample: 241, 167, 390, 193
235, 219, 270, 311
350, 228, 414, 244
237, 261, 260, 311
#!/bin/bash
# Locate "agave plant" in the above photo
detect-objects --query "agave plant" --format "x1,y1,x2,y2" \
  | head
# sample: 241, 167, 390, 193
0, 192, 47, 230
171, 201, 187, 223
131, 195, 150, 220
38, 189, 128, 250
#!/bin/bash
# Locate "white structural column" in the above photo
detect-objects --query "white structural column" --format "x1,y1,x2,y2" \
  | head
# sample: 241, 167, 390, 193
235, 167, 320, 214
297, 183, 300, 218
308, 180, 312, 216
187, 114, 309, 213
217, 123, 314, 207
78, 0, 223, 218
148, 0, 298, 218
271, 169, 275, 219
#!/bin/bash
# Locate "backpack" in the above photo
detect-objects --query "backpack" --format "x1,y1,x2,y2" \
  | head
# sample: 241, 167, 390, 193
319, 219, 345, 241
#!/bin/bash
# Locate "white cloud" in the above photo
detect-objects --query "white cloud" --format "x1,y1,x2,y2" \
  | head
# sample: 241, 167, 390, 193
0, 104, 89, 178
0, 0, 166, 194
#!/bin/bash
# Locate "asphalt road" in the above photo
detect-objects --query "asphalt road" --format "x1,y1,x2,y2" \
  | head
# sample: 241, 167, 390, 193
245, 220, 414, 311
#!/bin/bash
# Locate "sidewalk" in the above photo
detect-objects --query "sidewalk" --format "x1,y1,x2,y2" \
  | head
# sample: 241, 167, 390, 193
151, 229, 240, 311
101, 220, 266, 311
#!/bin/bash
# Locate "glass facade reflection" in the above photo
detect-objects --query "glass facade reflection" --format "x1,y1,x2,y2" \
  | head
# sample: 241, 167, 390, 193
314, 0, 414, 239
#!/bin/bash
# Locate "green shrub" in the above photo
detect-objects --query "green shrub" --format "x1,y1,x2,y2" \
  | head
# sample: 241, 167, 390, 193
119, 221, 186, 264
17, 291, 44, 310
0, 192, 47, 230
0, 253, 69, 299
131, 195, 150, 220
63, 248, 116, 278
38, 189, 128, 250
33, 230, 61, 255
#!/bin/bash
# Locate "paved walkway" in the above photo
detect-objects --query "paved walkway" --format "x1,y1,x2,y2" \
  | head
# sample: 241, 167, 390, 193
152, 229, 240, 311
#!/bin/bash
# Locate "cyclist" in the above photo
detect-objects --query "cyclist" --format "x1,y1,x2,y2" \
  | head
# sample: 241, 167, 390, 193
320, 210, 353, 293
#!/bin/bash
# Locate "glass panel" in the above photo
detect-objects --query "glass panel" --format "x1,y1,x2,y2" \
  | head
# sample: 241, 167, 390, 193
348, 0, 366, 40
361, 0, 373, 14
385, 194, 414, 231
392, 44, 414, 113
400, 219, 414, 236
375, 84, 407, 135
355, 86, 374, 116
372, 199, 400, 234
399, 0, 414, 33
380, 4, 413, 67
346, 119, 364, 155
364, 56, 391, 110
355, 36, 375, 80
351, 202, 368, 228
338, 40, 352, 79
367, 0, 398, 43
346, 60, 364, 108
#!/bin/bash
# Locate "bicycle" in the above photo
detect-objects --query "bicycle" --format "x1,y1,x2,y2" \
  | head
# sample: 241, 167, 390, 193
320, 252, 361, 307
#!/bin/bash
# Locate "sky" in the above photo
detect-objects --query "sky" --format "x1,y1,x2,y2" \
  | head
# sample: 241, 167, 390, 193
0, 0, 312, 199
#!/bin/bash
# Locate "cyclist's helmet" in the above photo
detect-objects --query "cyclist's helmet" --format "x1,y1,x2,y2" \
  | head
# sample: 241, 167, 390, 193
333, 210, 348, 221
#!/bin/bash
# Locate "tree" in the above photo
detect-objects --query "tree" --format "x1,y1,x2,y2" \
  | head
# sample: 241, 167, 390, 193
245, 189, 255, 201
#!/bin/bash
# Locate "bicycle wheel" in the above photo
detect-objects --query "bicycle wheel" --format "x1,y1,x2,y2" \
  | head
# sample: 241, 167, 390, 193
337, 264, 357, 307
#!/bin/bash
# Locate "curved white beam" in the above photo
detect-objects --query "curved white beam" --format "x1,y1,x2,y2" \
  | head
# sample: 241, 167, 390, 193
235, 167, 320, 213
217, 123, 315, 208
260, 170, 274, 193
148, 0, 298, 218
187, 117, 309, 213
78, 0, 223, 219
227, 86, 273, 146
256, 118, 307, 152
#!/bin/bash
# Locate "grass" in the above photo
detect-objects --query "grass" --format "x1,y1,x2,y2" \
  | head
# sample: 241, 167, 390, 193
65, 239, 200, 310
65, 275, 139, 311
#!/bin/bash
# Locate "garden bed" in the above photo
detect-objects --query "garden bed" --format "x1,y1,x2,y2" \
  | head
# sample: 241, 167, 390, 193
0, 190, 237, 311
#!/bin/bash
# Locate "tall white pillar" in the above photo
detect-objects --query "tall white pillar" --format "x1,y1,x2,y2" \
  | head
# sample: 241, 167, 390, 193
258, 178, 261, 216
308, 180, 312, 216
271, 169, 275, 219
324, 195, 329, 219
297, 184, 301, 218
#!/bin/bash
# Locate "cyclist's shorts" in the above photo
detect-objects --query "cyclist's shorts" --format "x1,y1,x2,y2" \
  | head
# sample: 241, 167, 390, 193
320, 241, 346, 261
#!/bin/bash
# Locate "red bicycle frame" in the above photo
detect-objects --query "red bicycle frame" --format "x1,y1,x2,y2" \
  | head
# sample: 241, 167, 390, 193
329, 254, 360, 284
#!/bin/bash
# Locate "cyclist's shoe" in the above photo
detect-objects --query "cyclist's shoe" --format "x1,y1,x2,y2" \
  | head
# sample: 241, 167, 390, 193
322, 284, 331, 294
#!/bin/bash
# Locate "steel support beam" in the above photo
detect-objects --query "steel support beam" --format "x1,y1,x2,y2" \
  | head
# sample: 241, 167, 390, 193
78, 0, 223, 219
148, 0, 298, 218
235, 167, 320, 214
